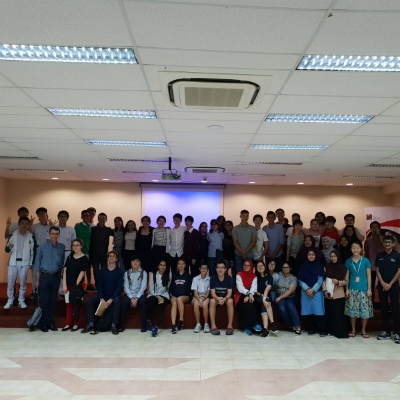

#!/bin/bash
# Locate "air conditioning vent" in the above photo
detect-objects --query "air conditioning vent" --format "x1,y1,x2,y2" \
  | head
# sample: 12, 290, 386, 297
160, 72, 271, 110
184, 167, 225, 174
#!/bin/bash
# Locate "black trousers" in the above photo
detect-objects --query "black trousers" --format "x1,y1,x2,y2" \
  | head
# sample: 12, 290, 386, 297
87, 296, 121, 327
39, 273, 60, 328
146, 296, 170, 327
378, 285, 399, 334
236, 294, 257, 330
89, 253, 107, 285
120, 295, 146, 329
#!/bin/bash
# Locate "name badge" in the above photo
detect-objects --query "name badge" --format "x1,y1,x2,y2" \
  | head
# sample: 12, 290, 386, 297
355, 276, 360, 283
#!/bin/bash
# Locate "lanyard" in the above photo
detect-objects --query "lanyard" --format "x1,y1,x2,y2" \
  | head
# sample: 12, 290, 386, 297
352, 257, 363, 275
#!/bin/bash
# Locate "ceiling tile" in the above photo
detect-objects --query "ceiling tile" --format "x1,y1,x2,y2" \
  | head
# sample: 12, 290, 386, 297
334, 0, 400, 11
0, 88, 39, 107
162, 119, 260, 133
0, 127, 78, 139
0, 115, 65, 128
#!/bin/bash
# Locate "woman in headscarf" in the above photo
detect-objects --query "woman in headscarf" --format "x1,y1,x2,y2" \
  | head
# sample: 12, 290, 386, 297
323, 250, 349, 338
338, 235, 352, 264
321, 236, 335, 264
296, 235, 325, 267
234, 260, 261, 335
298, 250, 327, 336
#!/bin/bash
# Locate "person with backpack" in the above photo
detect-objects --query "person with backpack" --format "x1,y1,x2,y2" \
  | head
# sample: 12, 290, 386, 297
81, 251, 124, 335
119, 256, 148, 333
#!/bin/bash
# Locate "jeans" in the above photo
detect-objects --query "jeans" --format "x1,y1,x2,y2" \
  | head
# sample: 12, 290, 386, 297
120, 295, 147, 330
275, 296, 301, 329
378, 285, 399, 334
39, 273, 61, 328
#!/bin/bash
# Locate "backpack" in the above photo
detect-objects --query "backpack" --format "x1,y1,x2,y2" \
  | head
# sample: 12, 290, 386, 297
94, 304, 114, 332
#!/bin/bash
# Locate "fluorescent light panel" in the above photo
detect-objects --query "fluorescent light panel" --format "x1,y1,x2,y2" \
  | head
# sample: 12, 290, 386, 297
266, 114, 372, 124
368, 163, 400, 168
250, 144, 328, 150
48, 108, 156, 118
0, 44, 137, 64
297, 54, 400, 72
232, 173, 286, 177
10, 168, 67, 172
86, 140, 166, 147
108, 159, 167, 163
239, 161, 302, 165
342, 175, 394, 180
0, 156, 39, 160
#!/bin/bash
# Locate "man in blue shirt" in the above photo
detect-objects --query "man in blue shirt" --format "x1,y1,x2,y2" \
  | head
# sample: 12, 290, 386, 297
33, 226, 65, 332
262, 211, 285, 271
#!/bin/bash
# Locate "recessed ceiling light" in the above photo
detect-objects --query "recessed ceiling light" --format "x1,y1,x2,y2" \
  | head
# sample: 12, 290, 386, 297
249, 181, 256, 184
48, 108, 156, 118
51, 177, 59, 180
346, 183, 353, 186
102, 178, 110, 181
297, 182, 304, 185
250, 144, 328, 150
152, 179, 159, 182
0, 44, 137, 64
266, 114, 372, 124
86, 140, 167, 147
201, 177, 208, 183
297, 54, 400, 72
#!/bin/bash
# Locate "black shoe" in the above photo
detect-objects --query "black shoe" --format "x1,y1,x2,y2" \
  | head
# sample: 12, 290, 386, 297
140, 327, 147, 333
308, 330, 316, 335
81, 325, 94, 334
62, 326, 71, 332
49, 325, 58, 332
41, 327, 49, 332
177, 320, 184, 331
270, 322, 279, 334
319, 331, 328, 337
111, 327, 119, 335
261, 328, 269, 338
29, 326, 36, 332
171, 324, 178, 334
118, 324, 126, 333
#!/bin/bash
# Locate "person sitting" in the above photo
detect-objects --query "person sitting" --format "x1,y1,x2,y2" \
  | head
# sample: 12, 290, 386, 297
170, 259, 192, 333
120, 256, 147, 333
81, 251, 124, 335
192, 262, 211, 333
209, 262, 234, 335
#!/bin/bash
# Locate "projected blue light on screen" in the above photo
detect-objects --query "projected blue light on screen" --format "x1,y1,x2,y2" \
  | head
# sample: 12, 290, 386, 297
142, 186, 223, 228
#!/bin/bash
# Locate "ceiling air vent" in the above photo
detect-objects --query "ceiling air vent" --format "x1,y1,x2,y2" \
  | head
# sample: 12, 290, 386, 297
184, 167, 225, 174
160, 72, 270, 110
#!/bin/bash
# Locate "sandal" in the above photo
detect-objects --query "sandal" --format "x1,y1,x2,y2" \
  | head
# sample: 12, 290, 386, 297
349, 332, 356, 337
361, 333, 370, 339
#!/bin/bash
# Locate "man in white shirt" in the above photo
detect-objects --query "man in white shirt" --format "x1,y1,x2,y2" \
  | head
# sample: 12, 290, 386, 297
4, 207, 32, 239
168, 213, 186, 273
253, 214, 269, 263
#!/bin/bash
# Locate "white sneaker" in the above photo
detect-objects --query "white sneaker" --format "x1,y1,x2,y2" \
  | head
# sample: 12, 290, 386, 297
203, 323, 210, 333
193, 323, 202, 333
4, 301, 13, 309
19, 301, 27, 309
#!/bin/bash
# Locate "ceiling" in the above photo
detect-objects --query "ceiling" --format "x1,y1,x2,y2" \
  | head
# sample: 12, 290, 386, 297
1, 0, 400, 187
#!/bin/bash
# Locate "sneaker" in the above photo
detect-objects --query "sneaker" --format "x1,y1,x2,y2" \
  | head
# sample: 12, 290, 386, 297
203, 323, 210, 333
193, 323, 202, 333
151, 326, 159, 337
19, 301, 27, 309
4, 301, 13, 309
393, 333, 400, 344
210, 327, 220, 335
30, 289, 38, 299
171, 325, 178, 334
146, 320, 153, 332
261, 328, 269, 338
177, 320, 184, 331
244, 328, 253, 336
377, 330, 391, 340
308, 330, 316, 336
252, 324, 262, 332
226, 327, 234, 335
294, 329, 302, 335
270, 322, 279, 334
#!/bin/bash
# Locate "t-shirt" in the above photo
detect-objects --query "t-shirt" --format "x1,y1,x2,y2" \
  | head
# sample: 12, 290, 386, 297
375, 250, 400, 287
253, 229, 268, 260
345, 256, 371, 291
169, 271, 192, 297
232, 224, 256, 258
274, 272, 297, 297
321, 229, 340, 246
210, 274, 233, 297
256, 274, 273, 294
287, 234, 305, 258
65, 254, 89, 286
191, 275, 211, 295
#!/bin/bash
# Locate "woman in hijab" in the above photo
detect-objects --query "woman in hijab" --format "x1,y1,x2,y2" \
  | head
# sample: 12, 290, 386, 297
298, 250, 327, 336
321, 236, 335, 264
234, 260, 261, 335
296, 235, 325, 267
323, 250, 349, 338
338, 235, 352, 263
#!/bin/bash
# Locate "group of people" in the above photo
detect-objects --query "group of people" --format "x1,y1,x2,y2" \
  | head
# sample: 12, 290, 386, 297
3, 206, 400, 344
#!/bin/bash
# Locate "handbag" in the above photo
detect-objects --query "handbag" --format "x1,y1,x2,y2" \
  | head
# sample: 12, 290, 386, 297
69, 285, 85, 305
27, 295, 42, 329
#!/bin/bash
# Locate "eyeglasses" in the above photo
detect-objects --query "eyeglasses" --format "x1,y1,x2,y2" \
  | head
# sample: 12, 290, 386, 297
282, 266, 290, 269
383, 241, 393, 244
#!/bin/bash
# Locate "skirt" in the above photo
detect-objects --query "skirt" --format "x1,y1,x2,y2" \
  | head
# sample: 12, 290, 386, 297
345, 289, 374, 319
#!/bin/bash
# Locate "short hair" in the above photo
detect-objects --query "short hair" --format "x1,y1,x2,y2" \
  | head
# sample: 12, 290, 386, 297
266, 211, 276, 218
157, 215, 166, 223
351, 239, 363, 248
383, 235, 395, 243
325, 215, 336, 223
87, 207, 96, 212
292, 219, 303, 227
36, 207, 47, 215
107, 250, 118, 259
173, 213, 182, 220
240, 209, 249, 215
275, 208, 284, 214
292, 213, 300, 218
344, 213, 355, 220
17, 207, 29, 215
98, 212, 107, 219
185, 215, 194, 223
225, 220, 233, 226
216, 262, 226, 269
57, 210, 69, 218
18, 216, 30, 224
81, 209, 90, 216
253, 214, 263, 222
370, 221, 381, 228
210, 219, 218, 227
49, 226, 60, 234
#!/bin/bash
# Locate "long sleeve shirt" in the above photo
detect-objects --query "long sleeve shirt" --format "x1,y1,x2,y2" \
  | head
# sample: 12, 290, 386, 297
97, 267, 124, 301
124, 268, 147, 299
33, 241, 65, 274
236, 275, 257, 295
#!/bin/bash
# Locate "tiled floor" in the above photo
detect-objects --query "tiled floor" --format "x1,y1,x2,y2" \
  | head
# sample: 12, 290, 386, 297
0, 328, 399, 399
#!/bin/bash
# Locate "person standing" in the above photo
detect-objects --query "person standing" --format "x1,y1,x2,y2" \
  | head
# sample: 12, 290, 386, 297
4, 217, 35, 309
33, 226, 65, 332
74, 209, 92, 288
232, 210, 256, 273
168, 213, 186, 273
4, 207, 32, 239
375, 236, 400, 344
183, 216, 201, 275
252, 214, 269, 264
262, 211, 285, 271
